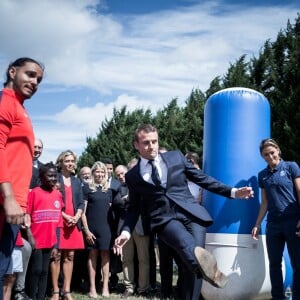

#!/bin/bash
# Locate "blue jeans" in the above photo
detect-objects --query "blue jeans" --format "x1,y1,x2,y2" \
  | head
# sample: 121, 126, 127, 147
157, 204, 206, 300
266, 217, 300, 300
0, 222, 19, 299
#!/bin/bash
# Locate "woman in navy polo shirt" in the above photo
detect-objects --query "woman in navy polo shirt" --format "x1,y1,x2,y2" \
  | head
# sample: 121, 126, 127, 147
252, 138, 300, 300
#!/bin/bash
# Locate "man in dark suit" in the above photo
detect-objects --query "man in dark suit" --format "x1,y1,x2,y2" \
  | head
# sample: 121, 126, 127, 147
114, 124, 254, 300
29, 138, 44, 189
102, 157, 121, 194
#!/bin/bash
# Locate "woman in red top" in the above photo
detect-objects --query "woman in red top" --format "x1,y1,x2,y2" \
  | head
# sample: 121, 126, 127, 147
50, 150, 84, 300
26, 162, 63, 300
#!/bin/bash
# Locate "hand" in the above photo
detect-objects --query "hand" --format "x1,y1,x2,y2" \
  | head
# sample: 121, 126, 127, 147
63, 214, 75, 227
70, 215, 79, 225
236, 187, 254, 199
113, 234, 129, 256
50, 248, 61, 261
3, 196, 24, 224
251, 226, 260, 240
71, 211, 82, 225
85, 230, 96, 245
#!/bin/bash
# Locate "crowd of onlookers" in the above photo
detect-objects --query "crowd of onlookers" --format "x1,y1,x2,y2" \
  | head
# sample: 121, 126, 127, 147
2, 58, 299, 300
0, 58, 202, 300
4, 138, 202, 300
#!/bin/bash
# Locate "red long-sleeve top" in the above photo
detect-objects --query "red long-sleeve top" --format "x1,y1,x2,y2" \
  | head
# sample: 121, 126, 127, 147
0, 88, 34, 209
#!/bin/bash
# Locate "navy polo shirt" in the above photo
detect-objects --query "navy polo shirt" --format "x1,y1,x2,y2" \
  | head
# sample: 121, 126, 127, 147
258, 160, 300, 221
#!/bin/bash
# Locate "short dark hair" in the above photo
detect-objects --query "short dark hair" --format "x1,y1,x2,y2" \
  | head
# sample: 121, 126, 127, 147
39, 162, 56, 179
3, 57, 44, 87
185, 152, 200, 165
102, 158, 113, 165
134, 124, 158, 142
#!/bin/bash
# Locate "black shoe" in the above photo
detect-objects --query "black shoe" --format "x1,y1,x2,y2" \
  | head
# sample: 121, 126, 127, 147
13, 290, 32, 300
160, 294, 171, 300
138, 290, 152, 298
121, 290, 134, 299
194, 246, 228, 288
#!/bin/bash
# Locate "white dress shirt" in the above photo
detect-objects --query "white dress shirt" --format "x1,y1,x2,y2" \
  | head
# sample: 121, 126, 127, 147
140, 155, 167, 187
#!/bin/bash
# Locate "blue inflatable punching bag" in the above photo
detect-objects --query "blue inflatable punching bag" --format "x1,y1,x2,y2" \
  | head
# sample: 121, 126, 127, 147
201, 87, 274, 299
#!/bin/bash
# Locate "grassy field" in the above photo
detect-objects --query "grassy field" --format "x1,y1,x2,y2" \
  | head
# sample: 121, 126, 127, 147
68, 283, 165, 300
71, 290, 161, 300
51, 269, 176, 300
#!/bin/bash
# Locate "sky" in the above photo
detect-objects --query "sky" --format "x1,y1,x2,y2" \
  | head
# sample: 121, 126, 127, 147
0, 0, 299, 163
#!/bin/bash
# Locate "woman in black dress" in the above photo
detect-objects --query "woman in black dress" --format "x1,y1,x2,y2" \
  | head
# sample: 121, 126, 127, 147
81, 161, 113, 298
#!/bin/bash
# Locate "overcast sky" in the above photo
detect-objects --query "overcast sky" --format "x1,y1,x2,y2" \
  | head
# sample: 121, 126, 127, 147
0, 0, 299, 163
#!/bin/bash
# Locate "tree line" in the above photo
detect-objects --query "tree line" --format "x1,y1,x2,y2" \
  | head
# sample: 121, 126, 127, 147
78, 14, 300, 168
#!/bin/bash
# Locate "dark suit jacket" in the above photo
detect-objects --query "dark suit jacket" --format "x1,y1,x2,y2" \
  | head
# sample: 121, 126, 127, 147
112, 183, 150, 235
123, 150, 232, 233
58, 174, 85, 230
29, 160, 44, 189
109, 178, 121, 194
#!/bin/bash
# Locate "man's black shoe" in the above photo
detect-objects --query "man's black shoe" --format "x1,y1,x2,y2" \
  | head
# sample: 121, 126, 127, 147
13, 290, 32, 300
121, 290, 134, 299
138, 289, 153, 298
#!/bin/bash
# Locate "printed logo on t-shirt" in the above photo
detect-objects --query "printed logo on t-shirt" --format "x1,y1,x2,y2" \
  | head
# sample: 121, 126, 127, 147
54, 200, 61, 209
280, 170, 286, 176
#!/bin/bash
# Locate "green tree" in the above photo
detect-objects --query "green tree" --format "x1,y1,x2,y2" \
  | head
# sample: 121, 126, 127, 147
206, 76, 222, 98
79, 14, 300, 167
252, 15, 300, 162
222, 55, 252, 88
181, 89, 206, 163
77, 106, 153, 168
154, 98, 185, 150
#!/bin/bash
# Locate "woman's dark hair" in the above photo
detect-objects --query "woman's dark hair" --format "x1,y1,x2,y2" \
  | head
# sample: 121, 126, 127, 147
39, 162, 57, 180
3, 57, 44, 87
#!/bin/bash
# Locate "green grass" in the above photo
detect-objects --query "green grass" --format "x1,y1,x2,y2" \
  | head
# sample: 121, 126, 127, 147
64, 268, 179, 300
71, 291, 161, 299
68, 283, 164, 300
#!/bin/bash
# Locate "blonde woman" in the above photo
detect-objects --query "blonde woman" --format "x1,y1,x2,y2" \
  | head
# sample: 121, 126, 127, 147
50, 150, 84, 300
81, 161, 113, 298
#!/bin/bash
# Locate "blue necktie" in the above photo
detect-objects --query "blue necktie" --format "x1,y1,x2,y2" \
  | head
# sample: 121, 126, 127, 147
149, 160, 161, 186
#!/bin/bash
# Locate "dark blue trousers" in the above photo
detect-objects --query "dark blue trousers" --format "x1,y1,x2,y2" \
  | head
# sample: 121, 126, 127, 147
157, 205, 206, 300
266, 217, 300, 300
0, 222, 19, 299
158, 238, 184, 298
